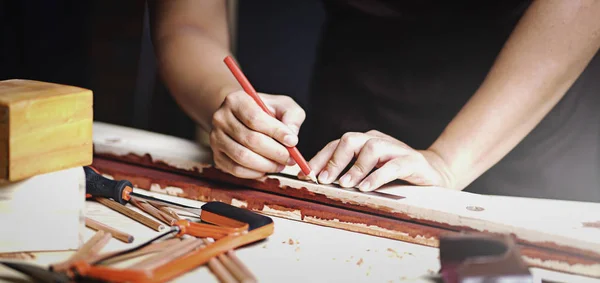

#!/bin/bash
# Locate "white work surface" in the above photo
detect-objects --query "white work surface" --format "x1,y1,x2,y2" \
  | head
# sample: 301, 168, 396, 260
0, 188, 598, 283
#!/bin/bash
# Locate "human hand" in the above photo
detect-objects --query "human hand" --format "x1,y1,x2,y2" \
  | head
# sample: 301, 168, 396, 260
303, 130, 455, 191
210, 91, 305, 179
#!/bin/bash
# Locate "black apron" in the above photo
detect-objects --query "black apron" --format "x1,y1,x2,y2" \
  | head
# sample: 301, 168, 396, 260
299, 0, 600, 202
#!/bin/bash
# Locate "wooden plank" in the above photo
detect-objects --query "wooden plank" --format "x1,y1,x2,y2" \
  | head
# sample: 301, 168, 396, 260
91, 157, 600, 278
91, 123, 600, 264
92, 122, 600, 256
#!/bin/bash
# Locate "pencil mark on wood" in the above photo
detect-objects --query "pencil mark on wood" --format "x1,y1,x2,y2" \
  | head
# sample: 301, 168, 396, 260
104, 138, 121, 144
583, 221, 600, 229
466, 206, 485, 212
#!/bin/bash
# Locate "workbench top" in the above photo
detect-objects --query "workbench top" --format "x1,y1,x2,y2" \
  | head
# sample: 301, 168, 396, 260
1, 188, 598, 283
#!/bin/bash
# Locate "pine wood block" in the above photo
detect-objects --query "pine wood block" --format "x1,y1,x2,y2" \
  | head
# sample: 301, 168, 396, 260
0, 79, 93, 182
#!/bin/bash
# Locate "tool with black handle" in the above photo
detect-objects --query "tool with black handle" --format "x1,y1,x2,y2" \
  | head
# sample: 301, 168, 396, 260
84, 166, 201, 211
84, 166, 133, 205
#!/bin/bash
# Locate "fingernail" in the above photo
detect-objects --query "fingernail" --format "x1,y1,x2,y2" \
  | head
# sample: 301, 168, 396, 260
287, 158, 296, 166
358, 181, 371, 191
283, 135, 298, 147
276, 165, 285, 172
339, 174, 351, 187
318, 170, 329, 183
288, 125, 300, 135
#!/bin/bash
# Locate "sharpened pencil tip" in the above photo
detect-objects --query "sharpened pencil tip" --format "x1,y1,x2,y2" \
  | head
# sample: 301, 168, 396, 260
307, 172, 319, 184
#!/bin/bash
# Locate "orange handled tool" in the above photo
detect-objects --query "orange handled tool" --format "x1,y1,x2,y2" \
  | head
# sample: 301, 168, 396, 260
223, 56, 318, 183
84, 166, 201, 211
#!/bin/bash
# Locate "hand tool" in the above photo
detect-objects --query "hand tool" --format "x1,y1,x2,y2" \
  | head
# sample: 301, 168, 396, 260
223, 56, 319, 184
130, 196, 246, 239
0, 261, 71, 283
84, 166, 201, 211
143, 198, 255, 282
66, 202, 274, 283
96, 196, 168, 232
1, 201, 272, 283
438, 233, 533, 283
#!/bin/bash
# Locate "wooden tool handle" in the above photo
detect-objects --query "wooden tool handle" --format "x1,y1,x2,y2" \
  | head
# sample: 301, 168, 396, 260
51, 230, 112, 272
130, 197, 178, 226
85, 217, 134, 243
96, 197, 167, 232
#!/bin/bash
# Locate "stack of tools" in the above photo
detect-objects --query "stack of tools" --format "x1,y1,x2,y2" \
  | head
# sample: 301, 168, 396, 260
0, 79, 93, 254
77, 167, 268, 282
2, 168, 274, 283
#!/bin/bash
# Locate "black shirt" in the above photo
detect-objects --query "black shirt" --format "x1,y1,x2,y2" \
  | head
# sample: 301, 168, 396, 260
300, 0, 600, 202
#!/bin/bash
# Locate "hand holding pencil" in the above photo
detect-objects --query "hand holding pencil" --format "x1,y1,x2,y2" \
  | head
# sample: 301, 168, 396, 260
210, 56, 317, 182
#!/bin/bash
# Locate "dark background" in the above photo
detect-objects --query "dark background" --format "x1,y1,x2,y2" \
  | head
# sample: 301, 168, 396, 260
0, 0, 325, 140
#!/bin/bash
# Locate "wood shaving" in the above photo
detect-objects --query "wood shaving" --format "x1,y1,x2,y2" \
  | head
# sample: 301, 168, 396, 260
0, 252, 35, 260
356, 258, 363, 266
288, 238, 294, 245
387, 248, 402, 259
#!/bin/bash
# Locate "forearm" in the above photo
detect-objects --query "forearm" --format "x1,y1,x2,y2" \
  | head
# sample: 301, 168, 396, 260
155, 32, 239, 131
429, 0, 600, 190
149, 0, 240, 131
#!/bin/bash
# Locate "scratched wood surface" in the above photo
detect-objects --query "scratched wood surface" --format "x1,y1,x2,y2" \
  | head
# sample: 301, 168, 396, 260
91, 156, 600, 278
92, 122, 600, 272
3, 194, 594, 283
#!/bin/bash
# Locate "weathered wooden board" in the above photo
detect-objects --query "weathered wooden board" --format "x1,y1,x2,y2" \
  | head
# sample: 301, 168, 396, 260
92, 122, 600, 276
92, 156, 600, 277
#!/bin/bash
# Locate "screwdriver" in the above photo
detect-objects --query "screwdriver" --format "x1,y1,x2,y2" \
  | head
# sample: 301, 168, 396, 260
83, 166, 200, 210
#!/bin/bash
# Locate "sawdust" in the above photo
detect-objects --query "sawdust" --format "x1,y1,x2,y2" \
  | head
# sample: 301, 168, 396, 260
295, 247, 300, 252
387, 248, 402, 259
288, 238, 294, 245
262, 244, 267, 249
583, 221, 600, 229
356, 258, 363, 266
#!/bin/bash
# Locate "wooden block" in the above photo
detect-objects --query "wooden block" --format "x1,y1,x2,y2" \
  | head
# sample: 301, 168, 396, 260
0, 79, 93, 181
0, 166, 86, 253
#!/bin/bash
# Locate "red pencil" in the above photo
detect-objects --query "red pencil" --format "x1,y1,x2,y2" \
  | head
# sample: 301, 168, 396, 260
223, 56, 318, 183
